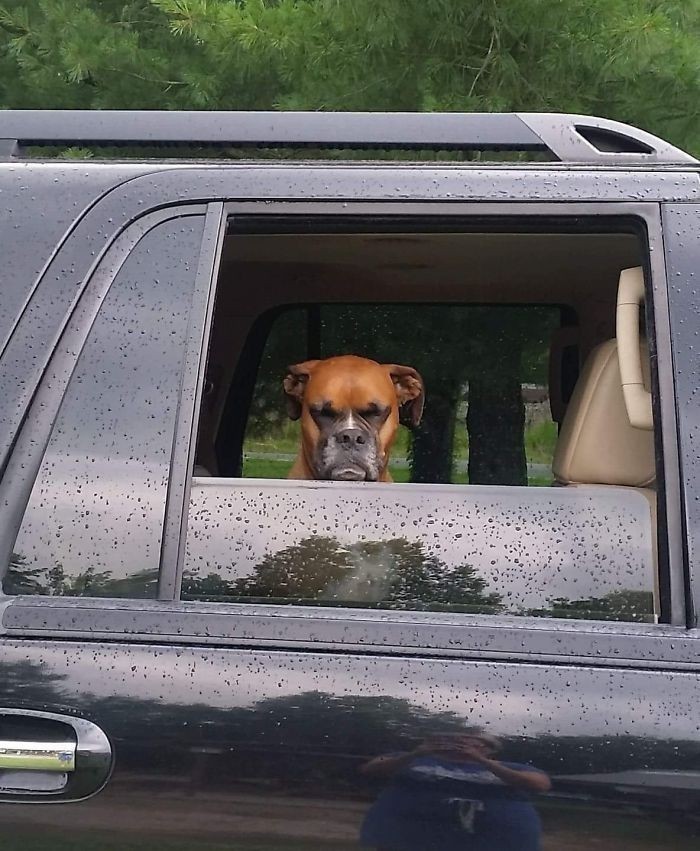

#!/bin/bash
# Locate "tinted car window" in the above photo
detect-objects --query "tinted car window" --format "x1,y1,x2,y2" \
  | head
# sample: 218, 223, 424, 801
8, 216, 206, 598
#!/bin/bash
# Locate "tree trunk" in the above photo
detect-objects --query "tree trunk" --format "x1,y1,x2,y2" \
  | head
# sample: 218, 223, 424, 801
409, 381, 460, 484
467, 349, 527, 486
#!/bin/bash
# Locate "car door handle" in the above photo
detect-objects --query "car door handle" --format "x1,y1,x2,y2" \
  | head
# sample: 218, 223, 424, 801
0, 708, 112, 802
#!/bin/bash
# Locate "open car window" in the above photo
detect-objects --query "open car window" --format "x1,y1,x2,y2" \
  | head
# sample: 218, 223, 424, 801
184, 222, 659, 624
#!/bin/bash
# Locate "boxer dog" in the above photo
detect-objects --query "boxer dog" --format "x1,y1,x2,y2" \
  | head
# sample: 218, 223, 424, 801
283, 355, 424, 482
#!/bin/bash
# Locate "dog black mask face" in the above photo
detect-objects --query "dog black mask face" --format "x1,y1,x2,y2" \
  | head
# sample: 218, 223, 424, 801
283, 355, 424, 481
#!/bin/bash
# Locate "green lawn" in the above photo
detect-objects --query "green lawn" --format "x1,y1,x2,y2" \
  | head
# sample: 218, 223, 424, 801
244, 417, 558, 462
242, 459, 552, 486
243, 457, 413, 482
525, 419, 558, 464
242, 416, 557, 486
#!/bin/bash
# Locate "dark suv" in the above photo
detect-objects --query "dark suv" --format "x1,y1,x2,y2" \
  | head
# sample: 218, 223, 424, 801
1, 110, 699, 850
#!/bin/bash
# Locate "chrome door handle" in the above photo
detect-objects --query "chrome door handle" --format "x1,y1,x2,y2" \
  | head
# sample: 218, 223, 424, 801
0, 708, 112, 802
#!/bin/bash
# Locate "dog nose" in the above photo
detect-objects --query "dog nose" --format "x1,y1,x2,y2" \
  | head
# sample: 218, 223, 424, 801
336, 427, 366, 447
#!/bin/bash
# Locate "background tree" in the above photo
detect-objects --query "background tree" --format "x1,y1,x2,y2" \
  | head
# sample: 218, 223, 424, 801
4, 551, 45, 594
464, 306, 557, 485
1, 1, 698, 155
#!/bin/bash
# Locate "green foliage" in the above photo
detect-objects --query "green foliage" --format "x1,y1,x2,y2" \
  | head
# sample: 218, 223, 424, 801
0, 1, 698, 154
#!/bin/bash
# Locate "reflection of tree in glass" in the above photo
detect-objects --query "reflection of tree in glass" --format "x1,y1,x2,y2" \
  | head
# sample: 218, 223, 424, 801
183, 536, 502, 612
4, 554, 157, 598
527, 590, 654, 623
4, 552, 47, 595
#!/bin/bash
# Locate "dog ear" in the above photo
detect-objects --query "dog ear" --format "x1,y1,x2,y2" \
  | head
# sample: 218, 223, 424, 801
283, 360, 320, 420
384, 364, 425, 427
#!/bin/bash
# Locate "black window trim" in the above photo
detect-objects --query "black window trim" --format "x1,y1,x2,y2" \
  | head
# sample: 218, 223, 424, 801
661, 203, 700, 627
158, 203, 227, 599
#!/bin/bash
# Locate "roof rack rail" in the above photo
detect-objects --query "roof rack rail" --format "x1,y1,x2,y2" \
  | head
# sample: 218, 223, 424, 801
0, 110, 694, 164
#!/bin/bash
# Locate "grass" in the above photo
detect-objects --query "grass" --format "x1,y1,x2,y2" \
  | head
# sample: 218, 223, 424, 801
244, 412, 557, 466
241, 416, 557, 486
525, 419, 559, 464
243, 458, 552, 486
242, 457, 413, 482
244, 461, 553, 487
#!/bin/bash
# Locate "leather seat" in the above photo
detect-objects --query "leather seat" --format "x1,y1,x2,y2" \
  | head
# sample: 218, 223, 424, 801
553, 339, 654, 488
552, 338, 658, 615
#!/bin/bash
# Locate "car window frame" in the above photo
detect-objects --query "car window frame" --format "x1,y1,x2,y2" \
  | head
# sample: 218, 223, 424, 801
661, 203, 700, 628
163, 200, 685, 627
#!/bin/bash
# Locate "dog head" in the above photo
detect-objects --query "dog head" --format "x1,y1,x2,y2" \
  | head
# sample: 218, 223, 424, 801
283, 355, 424, 481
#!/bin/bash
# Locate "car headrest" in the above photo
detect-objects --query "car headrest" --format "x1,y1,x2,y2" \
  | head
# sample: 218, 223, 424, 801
553, 339, 655, 487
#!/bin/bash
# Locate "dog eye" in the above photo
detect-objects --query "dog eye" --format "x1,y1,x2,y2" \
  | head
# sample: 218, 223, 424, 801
360, 405, 382, 420
312, 405, 336, 420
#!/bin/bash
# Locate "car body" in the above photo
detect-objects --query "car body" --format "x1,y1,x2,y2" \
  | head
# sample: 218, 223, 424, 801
0, 110, 699, 850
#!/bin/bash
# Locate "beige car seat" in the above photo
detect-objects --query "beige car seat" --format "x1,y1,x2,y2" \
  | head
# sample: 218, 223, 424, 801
552, 338, 658, 614
553, 338, 654, 489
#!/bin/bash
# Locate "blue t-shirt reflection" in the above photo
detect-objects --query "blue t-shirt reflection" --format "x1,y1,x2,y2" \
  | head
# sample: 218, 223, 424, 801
361, 754, 545, 851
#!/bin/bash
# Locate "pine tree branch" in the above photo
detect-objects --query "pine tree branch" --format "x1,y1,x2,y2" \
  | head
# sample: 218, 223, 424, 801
468, 31, 496, 97
104, 67, 188, 86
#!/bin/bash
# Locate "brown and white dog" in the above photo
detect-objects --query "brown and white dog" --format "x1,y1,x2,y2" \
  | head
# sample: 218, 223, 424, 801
283, 355, 424, 482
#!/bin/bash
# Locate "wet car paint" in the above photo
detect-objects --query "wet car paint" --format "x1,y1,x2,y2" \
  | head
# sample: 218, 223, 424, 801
0, 150, 699, 850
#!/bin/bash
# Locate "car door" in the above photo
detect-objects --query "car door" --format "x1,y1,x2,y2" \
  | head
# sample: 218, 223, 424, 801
0, 168, 699, 851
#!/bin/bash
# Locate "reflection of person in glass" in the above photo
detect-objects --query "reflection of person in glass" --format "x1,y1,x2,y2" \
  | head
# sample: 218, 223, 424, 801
359, 731, 550, 851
